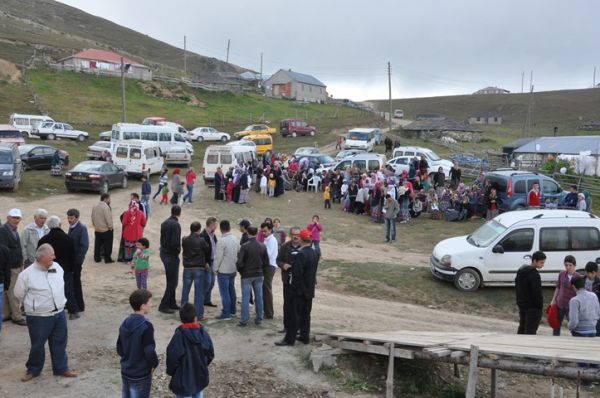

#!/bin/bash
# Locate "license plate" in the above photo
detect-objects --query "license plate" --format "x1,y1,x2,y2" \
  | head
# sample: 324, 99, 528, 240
74, 176, 86, 181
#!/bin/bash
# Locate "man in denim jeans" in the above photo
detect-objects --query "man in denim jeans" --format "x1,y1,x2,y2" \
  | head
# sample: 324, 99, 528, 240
214, 220, 240, 321
236, 226, 269, 327
382, 194, 399, 243
181, 222, 210, 321
200, 217, 218, 308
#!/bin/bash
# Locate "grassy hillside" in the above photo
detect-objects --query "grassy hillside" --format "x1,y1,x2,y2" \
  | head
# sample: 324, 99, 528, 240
372, 89, 600, 146
0, 0, 243, 76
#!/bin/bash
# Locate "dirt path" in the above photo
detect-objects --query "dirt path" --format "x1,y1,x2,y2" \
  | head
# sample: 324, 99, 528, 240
0, 186, 569, 398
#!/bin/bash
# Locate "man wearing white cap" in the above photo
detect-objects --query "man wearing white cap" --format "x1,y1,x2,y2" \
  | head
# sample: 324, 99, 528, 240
0, 208, 25, 326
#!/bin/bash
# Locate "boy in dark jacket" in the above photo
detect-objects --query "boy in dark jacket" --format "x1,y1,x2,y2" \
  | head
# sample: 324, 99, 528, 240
117, 289, 159, 398
166, 303, 214, 398
515, 251, 546, 335
584, 261, 600, 336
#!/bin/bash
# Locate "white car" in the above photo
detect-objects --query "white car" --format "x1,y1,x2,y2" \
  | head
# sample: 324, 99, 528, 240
188, 127, 230, 143
86, 141, 116, 160
34, 122, 89, 141
294, 147, 320, 156
335, 149, 366, 161
164, 146, 192, 166
99, 130, 112, 141
386, 156, 412, 175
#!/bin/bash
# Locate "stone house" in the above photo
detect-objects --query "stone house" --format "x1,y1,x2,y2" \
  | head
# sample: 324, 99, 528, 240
469, 111, 503, 125
402, 117, 482, 142
263, 69, 327, 103
57, 49, 152, 81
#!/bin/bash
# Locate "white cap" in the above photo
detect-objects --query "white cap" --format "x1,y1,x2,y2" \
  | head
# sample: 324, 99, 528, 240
8, 208, 22, 218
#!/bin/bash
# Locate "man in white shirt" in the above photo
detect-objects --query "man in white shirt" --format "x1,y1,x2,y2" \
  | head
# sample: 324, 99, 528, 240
214, 220, 241, 320
21, 208, 49, 268
261, 222, 279, 319
14, 244, 77, 382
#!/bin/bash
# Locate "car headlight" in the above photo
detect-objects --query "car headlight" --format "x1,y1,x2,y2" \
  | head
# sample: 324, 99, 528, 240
440, 255, 452, 267
1, 170, 14, 176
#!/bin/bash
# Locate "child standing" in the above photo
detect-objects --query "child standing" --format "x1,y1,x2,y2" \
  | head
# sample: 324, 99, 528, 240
307, 215, 323, 260
268, 173, 276, 197
260, 173, 268, 196
226, 178, 234, 203
117, 290, 159, 398
323, 186, 331, 209
130, 238, 151, 290
166, 303, 214, 398
160, 184, 169, 205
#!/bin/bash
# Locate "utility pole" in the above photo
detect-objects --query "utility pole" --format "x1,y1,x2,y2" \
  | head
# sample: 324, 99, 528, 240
183, 35, 187, 77
524, 84, 534, 138
521, 71, 524, 93
529, 70, 533, 91
388, 62, 393, 133
226, 39, 230, 63
594, 66, 597, 87
259, 52, 263, 87
120, 57, 126, 123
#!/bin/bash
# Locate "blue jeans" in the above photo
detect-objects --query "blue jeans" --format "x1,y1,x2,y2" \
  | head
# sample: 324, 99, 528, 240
217, 272, 237, 317
183, 184, 194, 203
384, 218, 396, 241
241, 276, 263, 324
122, 374, 152, 398
176, 391, 203, 398
312, 241, 321, 260
181, 268, 205, 318
0, 283, 3, 334
141, 194, 150, 217
204, 260, 215, 304
26, 311, 69, 376
159, 253, 180, 310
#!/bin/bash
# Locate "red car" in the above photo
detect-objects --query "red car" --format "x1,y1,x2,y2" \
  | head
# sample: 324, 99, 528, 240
279, 119, 316, 137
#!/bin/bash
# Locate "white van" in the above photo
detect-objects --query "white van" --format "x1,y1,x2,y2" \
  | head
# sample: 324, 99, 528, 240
330, 153, 387, 173
392, 146, 453, 177
430, 209, 600, 292
203, 144, 256, 183
344, 128, 378, 152
111, 123, 193, 155
112, 140, 164, 177
10, 113, 54, 138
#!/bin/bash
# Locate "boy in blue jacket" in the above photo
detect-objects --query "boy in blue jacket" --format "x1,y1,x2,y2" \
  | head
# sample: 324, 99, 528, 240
117, 289, 159, 398
166, 303, 214, 398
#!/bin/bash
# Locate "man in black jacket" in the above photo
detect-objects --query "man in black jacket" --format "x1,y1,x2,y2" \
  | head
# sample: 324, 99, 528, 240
0, 208, 25, 325
277, 229, 319, 346
0, 241, 10, 335
181, 222, 210, 321
159, 206, 182, 314
236, 226, 269, 326
67, 208, 89, 313
276, 226, 302, 334
515, 251, 546, 335
200, 217, 218, 307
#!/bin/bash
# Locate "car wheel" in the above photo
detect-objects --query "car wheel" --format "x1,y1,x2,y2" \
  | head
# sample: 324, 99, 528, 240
100, 181, 109, 194
310, 130, 315, 136
196, 136, 204, 142
292, 131, 297, 138
77, 135, 86, 142
48, 133, 56, 140
21, 161, 28, 172
121, 176, 128, 189
21, 132, 28, 139
221, 136, 228, 143
453, 268, 481, 292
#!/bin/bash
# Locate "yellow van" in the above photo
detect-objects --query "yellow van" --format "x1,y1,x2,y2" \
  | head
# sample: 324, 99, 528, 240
241, 134, 273, 156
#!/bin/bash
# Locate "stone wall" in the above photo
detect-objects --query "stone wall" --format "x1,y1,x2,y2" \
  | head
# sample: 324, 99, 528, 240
403, 129, 481, 143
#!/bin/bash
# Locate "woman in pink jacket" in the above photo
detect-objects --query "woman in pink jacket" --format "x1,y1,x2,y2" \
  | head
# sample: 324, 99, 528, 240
307, 215, 323, 260
121, 201, 147, 261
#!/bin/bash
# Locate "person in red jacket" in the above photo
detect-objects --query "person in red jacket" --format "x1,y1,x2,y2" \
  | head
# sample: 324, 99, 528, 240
182, 167, 197, 204
528, 183, 541, 207
122, 201, 147, 262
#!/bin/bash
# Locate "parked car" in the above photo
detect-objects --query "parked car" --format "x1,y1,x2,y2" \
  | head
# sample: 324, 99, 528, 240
99, 130, 112, 141
450, 153, 489, 169
10, 114, 54, 139
86, 141, 116, 160
430, 209, 600, 292
234, 124, 276, 139
112, 140, 164, 177
298, 153, 336, 171
65, 161, 128, 194
393, 109, 404, 119
279, 119, 316, 137
295, 147, 320, 156
226, 140, 256, 149
34, 122, 89, 141
164, 146, 192, 167
0, 124, 25, 146
19, 144, 69, 170
328, 153, 387, 174
188, 127, 230, 143
484, 169, 565, 212
0, 143, 22, 191
392, 146, 453, 177
142, 116, 167, 125
344, 128, 379, 152
241, 134, 273, 156
335, 149, 366, 161
386, 156, 412, 175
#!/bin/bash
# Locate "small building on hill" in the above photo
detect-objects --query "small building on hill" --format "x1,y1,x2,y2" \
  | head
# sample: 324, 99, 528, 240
263, 69, 327, 103
502, 137, 535, 158
57, 49, 152, 81
402, 117, 482, 142
473, 86, 510, 95
578, 120, 600, 131
469, 111, 503, 125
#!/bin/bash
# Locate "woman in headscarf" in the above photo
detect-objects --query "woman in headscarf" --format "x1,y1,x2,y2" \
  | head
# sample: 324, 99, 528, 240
214, 166, 225, 200
121, 201, 147, 262
274, 165, 284, 197
232, 166, 242, 203
170, 168, 182, 204
51, 150, 62, 176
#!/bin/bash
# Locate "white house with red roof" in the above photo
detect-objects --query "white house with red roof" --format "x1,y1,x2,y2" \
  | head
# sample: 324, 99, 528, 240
58, 49, 152, 81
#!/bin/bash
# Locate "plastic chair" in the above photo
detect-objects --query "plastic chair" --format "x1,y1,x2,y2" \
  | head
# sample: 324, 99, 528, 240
307, 176, 322, 192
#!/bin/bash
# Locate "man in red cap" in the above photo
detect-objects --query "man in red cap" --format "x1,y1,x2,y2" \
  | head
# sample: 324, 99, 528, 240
275, 229, 319, 346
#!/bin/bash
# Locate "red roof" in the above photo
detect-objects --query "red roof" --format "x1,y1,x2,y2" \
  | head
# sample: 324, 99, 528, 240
61, 49, 147, 68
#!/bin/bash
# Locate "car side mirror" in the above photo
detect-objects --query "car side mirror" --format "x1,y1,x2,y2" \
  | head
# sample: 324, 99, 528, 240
492, 244, 504, 254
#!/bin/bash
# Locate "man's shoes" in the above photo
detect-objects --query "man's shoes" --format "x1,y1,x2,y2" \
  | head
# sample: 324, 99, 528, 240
12, 319, 27, 326
169, 305, 181, 310
215, 315, 232, 321
264, 316, 273, 320
237, 322, 247, 327
384, 239, 389, 243
21, 372, 37, 382
275, 339, 294, 346
104, 259, 115, 264
57, 370, 77, 378
69, 313, 80, 320
296, 336, 310, 344
94, 258, 101, 263
277, 329, 286, 334
159, 307, 175, 314
198, 316, 208, 322
204, 302, 217, 307
255, 321, 262, 326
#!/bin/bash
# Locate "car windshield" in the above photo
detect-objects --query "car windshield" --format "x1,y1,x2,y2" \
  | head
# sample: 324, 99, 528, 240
18, 145, 34, 154
348, 132, 369, 141
426, 150, 441, 161
0, 151, 13, 163
0, 130, 21, 138
72, 162, 102, 172
318, 155, 335, 164
41, 122, 54, 128
467, 220, 507, 247
244, 126, 254, 131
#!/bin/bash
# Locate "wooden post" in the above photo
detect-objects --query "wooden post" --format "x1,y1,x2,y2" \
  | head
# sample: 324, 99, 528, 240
490, 369, 497, 398
386, 343, 395, 398
454, 363, 460, 378
465, 345, 479, 398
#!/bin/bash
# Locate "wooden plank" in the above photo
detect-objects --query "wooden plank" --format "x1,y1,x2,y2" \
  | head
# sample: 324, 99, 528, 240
465, 345, 479, 398
325, 339, 415, 359
491, 368, 497, 398
386, 343, 395, 398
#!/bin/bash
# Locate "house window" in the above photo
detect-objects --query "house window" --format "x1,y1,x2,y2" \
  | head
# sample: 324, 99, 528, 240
494, 117, 498, 122
477, 117, 481, 122
309, 86, 312, 92
302, 84, 305, 91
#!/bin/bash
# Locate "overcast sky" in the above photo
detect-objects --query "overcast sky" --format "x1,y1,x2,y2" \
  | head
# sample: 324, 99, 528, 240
58, 0, 600, 101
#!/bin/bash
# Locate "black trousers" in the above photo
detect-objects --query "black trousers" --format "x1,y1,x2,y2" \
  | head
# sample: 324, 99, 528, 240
282, 283, 293, 331
517, 308, 542, 335
63, 271, 79, 314
284, 295, 313, 344
94, 230, 114, 262
72, 263, 84, 312
159, 253, 180, 310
